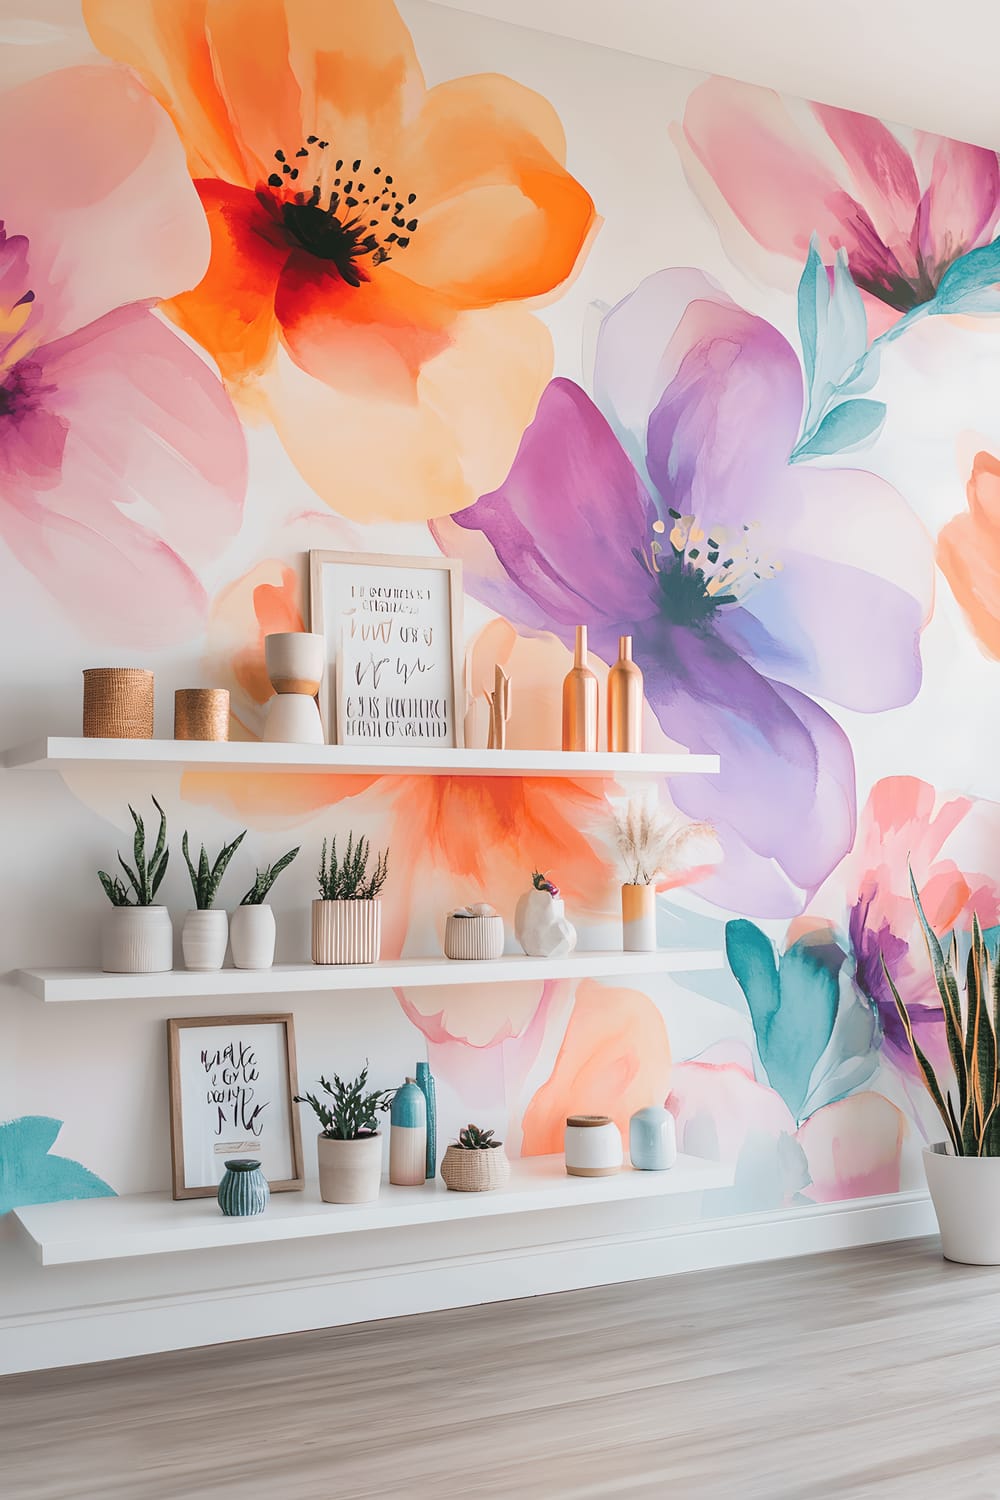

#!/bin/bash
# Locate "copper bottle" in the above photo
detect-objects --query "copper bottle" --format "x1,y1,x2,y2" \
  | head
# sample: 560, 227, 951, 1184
562, 625, 598, 752
607, 635, 643, 752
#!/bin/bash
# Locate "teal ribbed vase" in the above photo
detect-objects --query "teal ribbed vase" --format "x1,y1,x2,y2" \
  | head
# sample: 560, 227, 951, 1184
416, 1061, 437, 1179
217, 1159, 270, 1216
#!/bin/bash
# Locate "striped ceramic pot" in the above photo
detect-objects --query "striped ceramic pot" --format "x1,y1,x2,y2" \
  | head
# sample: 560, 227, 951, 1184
311, 899, 381, 964
217, 1159, 269, 1217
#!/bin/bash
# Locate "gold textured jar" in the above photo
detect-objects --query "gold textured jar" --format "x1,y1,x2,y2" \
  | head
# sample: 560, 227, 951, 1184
174, 688, 230, 741
82, 668, 154, 739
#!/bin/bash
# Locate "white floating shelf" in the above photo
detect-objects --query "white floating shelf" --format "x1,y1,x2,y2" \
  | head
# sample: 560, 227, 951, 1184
13, 1153, 734, 1266
2, 736, 719, 779
14, 950, 724, 1003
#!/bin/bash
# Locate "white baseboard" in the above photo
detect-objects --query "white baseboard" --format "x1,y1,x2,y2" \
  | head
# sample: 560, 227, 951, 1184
0, 1190, 937, 1375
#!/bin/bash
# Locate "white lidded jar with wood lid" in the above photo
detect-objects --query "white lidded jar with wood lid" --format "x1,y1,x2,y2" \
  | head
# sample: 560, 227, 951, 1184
563, 1115, 623, 1177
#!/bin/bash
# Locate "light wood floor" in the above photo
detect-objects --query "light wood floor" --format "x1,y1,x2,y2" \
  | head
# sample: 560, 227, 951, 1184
3, 1236, 1000, 1499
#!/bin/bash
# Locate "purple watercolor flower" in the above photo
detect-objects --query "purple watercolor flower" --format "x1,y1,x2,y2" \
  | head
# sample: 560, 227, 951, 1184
434, 270, 934, 916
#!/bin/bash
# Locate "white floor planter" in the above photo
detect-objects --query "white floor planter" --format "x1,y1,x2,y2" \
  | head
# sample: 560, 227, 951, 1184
101, 906, 173, 974
181, 909, 229, 971
229, 905, 276, 970
317, 1133, 383, 1203
924, 1144, 1000, 1264
312, 899, 381, 964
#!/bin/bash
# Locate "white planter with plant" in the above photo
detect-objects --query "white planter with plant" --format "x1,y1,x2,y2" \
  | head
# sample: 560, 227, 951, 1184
514, 871, 576, 957
441, 1123, 511, 1192
181, 828, 245, 971
99, 797, 173, 974
886, 871, 1000, 1265
295, 1064, 393, 1204
230, 846, 299, 970
613, 796, 719, 953
311, 833, 388, 965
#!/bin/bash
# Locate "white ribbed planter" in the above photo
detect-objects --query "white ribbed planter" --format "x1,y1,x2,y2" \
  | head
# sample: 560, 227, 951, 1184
101, 906, 173, 974
229, 905, 276, 970
311, 899, 381, 965
181, 909, 229, 971
924, 1144, 1000, 1264
317, 1133, 383, 1203
444, 914, 504, 960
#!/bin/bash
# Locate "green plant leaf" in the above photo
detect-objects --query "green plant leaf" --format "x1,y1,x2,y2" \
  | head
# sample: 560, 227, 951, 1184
882, 955, 959, 1152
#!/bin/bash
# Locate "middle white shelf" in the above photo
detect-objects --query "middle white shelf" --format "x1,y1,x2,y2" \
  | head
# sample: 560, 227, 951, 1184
15, 948, 724, 1003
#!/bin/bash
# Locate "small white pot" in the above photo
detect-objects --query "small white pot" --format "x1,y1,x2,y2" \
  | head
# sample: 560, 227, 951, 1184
514, 888, 577, 958
317, 1133, 383, 1204
312, 899, 381, 965
444, 914, 504, 960
229, 904, 276, 970
924, 1144, 1000, 1264
621, 883, 657, 952
182, 909, 229, 971
564, 1114, 623, 1177
101, 905, 173, 974
264, 631, 325, 695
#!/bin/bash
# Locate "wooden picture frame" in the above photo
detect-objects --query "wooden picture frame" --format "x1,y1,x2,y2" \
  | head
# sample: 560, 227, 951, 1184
167, 1014, 304, 1200
309, 550, 465, 748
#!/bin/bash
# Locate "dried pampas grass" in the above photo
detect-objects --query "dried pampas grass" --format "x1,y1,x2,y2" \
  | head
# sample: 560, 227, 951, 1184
613, 796, 720, 886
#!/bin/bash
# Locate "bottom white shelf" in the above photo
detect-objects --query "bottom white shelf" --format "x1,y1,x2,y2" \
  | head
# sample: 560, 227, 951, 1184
14, 1152, 733, 1266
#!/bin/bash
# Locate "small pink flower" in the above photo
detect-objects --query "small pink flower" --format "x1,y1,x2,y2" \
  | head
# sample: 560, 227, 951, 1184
0, 65, 246, 643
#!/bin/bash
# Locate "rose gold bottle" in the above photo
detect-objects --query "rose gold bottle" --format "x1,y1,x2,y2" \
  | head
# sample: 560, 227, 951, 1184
562, 625, 598, 752
607, 635, 643, 752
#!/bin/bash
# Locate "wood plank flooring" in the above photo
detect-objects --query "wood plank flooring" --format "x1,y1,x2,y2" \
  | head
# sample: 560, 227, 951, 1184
3, 1236, 1000, 1499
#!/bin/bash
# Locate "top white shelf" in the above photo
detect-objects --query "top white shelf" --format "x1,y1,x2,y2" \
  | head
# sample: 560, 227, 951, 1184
2, 737, 719, 779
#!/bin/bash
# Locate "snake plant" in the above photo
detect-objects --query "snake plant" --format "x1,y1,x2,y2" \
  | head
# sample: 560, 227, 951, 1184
98, 798, 169, 907
182, 828, 246, 910
883, 868, 1000, 1156
239, 847, 300, 906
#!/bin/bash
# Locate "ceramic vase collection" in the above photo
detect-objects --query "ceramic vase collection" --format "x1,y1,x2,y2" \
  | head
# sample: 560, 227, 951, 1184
621, 883, 657, 953
561, 625, 598, 752
262, 631, 325, 745
217, 1159, 270, 1216
311, 898, 382, 964
629, 1106, 677, 1171
389, 1078, 427, 1186
317, 1133, 383, 1204
181, 909, 229, 971
229, 904, 276, 970
101, 905, 174, 974
607, 636, 643, 752
415, 1062, 437, 1179
564, 1115, 623, 1177
514, 886, 577, 958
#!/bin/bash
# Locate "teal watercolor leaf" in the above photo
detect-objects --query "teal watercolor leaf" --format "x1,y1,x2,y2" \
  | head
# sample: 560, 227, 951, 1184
794, 237, 882, 459
930, 240, 1000, 316
791, 397, 886, 461
0, 1116, 115, 1215
726, 920, 843, 1124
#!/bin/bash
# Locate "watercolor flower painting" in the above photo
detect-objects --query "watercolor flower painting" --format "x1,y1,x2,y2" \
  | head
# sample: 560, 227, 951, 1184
83, 0, 597, 524
0, 65, 246, 643
436, 268, 934, 916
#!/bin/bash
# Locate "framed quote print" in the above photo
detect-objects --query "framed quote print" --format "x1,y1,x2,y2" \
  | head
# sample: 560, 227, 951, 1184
167, 1014, 304, 1200
309, 550, 464, 747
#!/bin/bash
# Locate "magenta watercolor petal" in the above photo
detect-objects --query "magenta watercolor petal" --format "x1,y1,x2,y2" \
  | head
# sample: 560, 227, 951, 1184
915, 132, 1000, 280
452, 377, 659, 637
1, 304, 246, 644
812, 104, 921, 281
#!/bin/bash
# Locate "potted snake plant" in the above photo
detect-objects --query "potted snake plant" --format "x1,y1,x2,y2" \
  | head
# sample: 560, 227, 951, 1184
229, 847, 300, 970
181, 829, 246, 971
884, 868, 1000, 1264
98, 798, 172, 973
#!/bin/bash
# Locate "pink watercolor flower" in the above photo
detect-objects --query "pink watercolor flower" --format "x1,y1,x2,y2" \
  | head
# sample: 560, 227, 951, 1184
680, 76, 1000, 328
0, 65, 246, 643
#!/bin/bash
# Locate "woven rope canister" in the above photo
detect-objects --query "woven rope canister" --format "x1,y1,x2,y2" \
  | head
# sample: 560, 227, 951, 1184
174, 688, 230, 741
443, 914, 504, 960
440, 1144, 511, 1192
82, 668, 154, 739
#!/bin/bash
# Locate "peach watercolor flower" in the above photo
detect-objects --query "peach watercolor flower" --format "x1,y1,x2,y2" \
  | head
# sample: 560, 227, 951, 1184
84, 0, 598, 523
938, 450, 1000, 658
0, 65, 245, 642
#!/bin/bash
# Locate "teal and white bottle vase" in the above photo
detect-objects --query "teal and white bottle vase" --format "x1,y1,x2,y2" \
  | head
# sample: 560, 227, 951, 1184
389, 1077, 427, 1186
415, 1061, 437, 1179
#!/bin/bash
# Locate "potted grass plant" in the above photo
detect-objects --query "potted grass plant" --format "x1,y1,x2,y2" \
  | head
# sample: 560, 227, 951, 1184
884, 869, 1000, 1264
98, 798, 172, 973
441, 1123, 511, 1193
294, 1064, 393, 1203
312, 833, 388, 965
229, 847, 300, 971
181, 828, 246, 971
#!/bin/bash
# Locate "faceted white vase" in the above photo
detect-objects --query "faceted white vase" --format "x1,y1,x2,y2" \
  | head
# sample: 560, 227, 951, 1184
101, 906, 173, 974
182, 909, 229, 971
514, 888, 577, 958
229, 904, 276, 970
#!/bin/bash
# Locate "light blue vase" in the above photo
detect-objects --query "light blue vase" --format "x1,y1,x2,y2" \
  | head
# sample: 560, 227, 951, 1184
415, 1061, 437, 1179
629, 1106, 677, 1171
217, 1159, 270, 1216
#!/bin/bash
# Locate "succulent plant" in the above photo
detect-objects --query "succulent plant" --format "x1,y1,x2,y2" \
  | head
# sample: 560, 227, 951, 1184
455, 1123, 503, 1150
182, 828, 246, 910
885, 868, 1000, 1157
239, 846, 300, 906
317, 833, 389, 901
531, 870, 559, 897
294, 1064, 394, 1140
98, 798, 169, 908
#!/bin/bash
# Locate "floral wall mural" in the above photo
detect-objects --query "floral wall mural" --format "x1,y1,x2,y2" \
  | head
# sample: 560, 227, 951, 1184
4, 0, 1000, 1225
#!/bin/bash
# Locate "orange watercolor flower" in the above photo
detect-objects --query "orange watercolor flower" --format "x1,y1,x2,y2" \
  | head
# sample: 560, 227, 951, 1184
84, 0, 598, 523
938, 450, 1000, 658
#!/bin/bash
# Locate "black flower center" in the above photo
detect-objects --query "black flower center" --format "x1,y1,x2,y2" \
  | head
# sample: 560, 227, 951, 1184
260, 138, 418, 288
636, 512, 780, 630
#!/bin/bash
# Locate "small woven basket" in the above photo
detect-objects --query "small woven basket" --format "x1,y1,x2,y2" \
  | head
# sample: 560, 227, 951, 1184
440, 1144, 511, 1193
82, 668, 154, 739
174, 688, 230, 741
